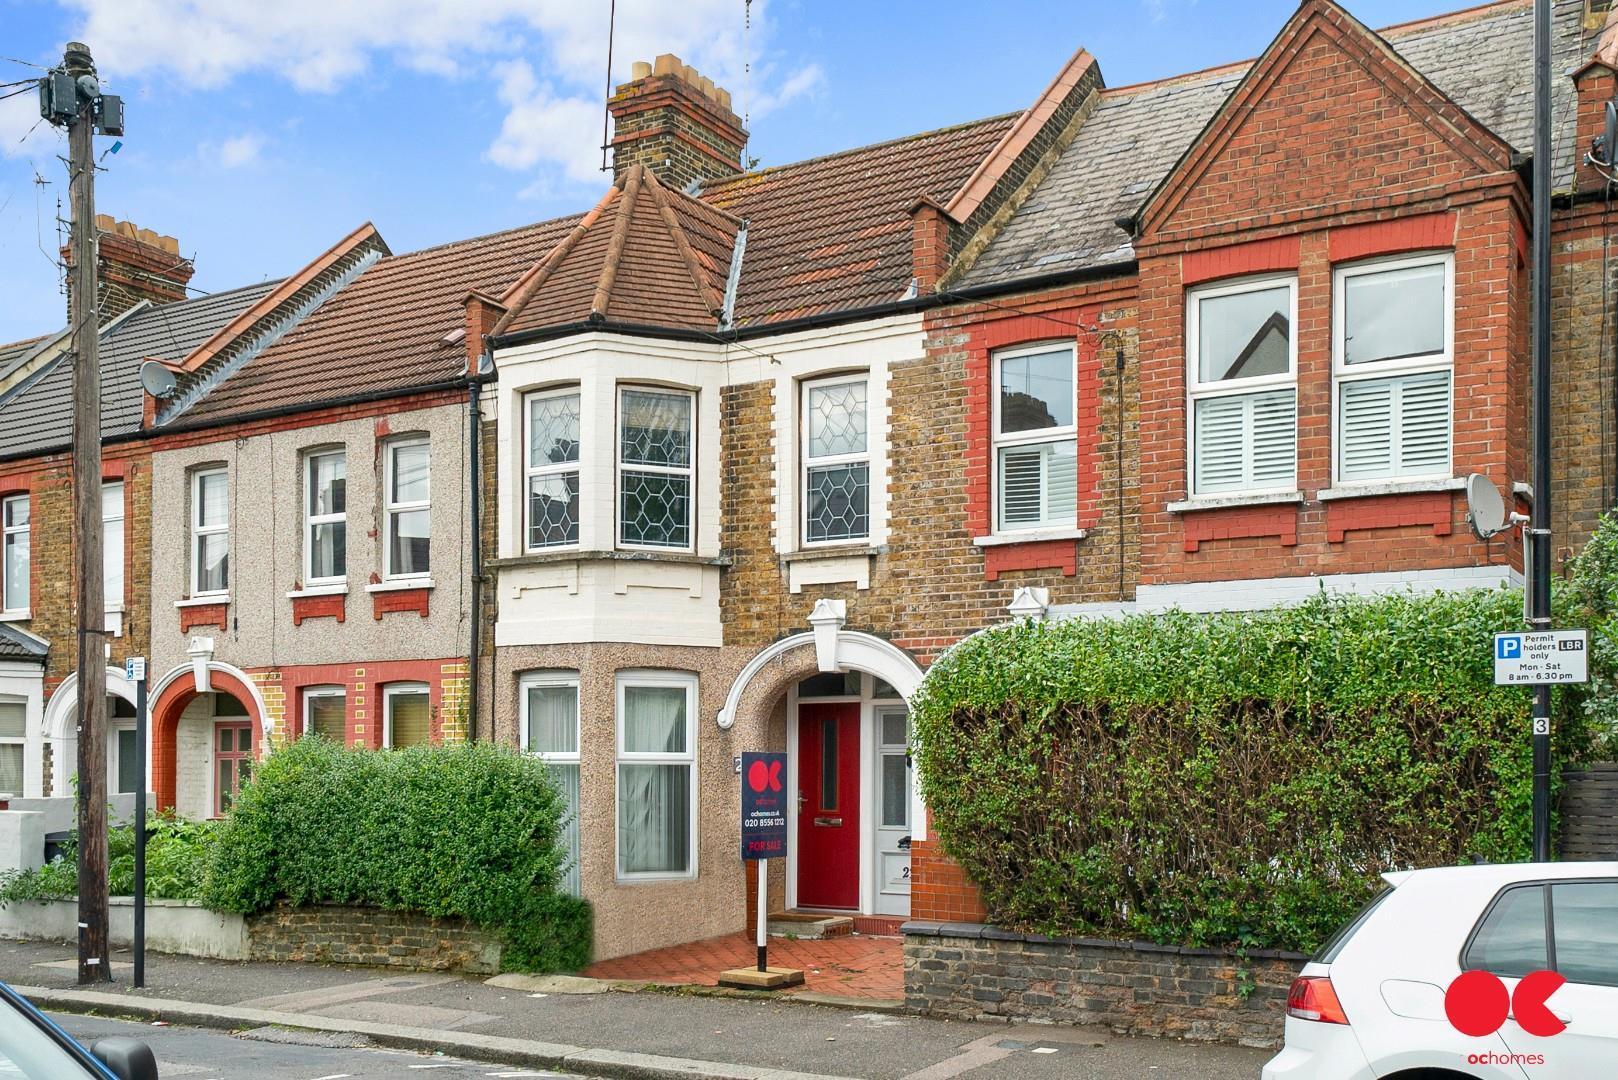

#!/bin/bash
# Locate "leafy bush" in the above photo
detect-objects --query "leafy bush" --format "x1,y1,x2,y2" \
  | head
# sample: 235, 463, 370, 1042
912, 588, 1599, 954
0, 815, 216, 906
202, 738, 588, 972
1565, 512, 1618, 758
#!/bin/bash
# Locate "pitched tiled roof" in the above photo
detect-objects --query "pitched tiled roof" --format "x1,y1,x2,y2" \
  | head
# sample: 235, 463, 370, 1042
699, 115, 1016, 328
959, 0, 1582, 290
0, 622, 47, 661
0, 282, 278, 460
497, 165, 740, 337
0, 335, 48, 379
178, 215, 582, 425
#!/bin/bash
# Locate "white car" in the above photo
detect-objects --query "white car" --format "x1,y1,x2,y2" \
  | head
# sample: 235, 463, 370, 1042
1263, 861, 1618, 1079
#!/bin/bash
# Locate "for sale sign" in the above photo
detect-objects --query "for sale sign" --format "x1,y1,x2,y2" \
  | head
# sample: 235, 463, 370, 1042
741, 751, 788, 861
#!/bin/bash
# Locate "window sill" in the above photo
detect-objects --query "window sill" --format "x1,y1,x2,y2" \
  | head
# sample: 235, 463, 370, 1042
1166, 491, 1304, 513
174, 596, 229, 608
366, 579, 435, 593
493, 550, 732, 570
286, 583, 349, 599
974, 528, 1087, 548
780, 544, 886, 564
1316, 477, 1464, 501
0, 611, 30, 623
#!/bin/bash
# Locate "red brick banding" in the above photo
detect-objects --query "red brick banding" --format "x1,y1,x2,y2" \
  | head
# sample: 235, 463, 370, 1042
178, 602, 228, 633
1325, 490, 1454, 544
291, 593, 346, 626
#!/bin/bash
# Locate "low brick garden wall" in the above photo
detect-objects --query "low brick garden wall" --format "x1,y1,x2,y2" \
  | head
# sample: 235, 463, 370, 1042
247, 904, 502, 974
903, 920, 1305, 1048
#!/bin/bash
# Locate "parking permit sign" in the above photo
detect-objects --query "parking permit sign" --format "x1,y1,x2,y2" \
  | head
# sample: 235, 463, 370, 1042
1493, 630, 1589, 685
740, 752, 788, 861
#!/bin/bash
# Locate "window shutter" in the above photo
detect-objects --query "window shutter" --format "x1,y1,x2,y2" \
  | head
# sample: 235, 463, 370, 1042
1000, 446, 1045, 526
1340, 379, 1394, 480
1397, 372, 1450, 474
1194, 396, 1248, 493
1250, 390, 1297, 487
390, 693, 431, 748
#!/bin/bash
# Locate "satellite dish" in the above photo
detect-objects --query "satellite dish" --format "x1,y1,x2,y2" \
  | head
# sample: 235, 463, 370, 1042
139, 360, 176, 399
1606, 100, 1618, 167
1465, 473, 1508, 540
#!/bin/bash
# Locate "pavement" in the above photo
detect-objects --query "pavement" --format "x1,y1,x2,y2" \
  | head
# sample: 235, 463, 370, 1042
582, 933, 901, 1001
1, 939, 1272, 1079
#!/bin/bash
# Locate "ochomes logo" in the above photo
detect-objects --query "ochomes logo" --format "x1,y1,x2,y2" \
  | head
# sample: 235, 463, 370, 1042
1445, 969, 1567, 1038
746, 757, 784, 794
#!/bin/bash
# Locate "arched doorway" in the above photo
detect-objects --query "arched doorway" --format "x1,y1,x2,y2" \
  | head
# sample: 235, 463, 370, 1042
148, 661, 269, 819
43, 667, 138, 798
718, 605, 927, 919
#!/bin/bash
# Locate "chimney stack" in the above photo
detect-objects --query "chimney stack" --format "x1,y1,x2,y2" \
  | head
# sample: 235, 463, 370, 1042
608, 54, 747, 190
62, 215, 194, 325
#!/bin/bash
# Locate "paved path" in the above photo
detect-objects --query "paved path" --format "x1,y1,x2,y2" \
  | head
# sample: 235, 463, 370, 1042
1, 940, 1271, 1080
582, 932, 902, 1001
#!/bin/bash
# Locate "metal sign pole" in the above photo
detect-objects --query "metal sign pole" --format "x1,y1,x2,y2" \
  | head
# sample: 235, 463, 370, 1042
131, 658, 147, 988
757, 859, 768, 973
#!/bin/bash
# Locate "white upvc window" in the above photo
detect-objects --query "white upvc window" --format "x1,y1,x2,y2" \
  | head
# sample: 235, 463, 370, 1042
1333, 253, 1454, 484
993, 343, 1078, 531
302, 685, 346, 743
103, 481, 124, 608
383, 682, 431, 748
0, 697, 25, 796
615, 670, 697, 880
190, 469, 229, 596
618, 387, 695, 551
1, 495, 28, 614
1187, 275, 1298, 496
384, 438, 430, 578
525, 388, 581, 550
304, 449, 346, 585
522, 672, 581, 897
802, 374, 871, 545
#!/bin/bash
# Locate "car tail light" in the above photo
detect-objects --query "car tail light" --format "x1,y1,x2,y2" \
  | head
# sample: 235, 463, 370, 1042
1287, 976, 1350, 1024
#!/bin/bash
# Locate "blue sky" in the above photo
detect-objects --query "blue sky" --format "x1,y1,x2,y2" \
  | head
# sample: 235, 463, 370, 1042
1, 0, 1470, 344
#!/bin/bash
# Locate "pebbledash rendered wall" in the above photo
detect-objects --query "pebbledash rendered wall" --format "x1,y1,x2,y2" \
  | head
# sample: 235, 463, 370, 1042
903, 922, 1303, 1048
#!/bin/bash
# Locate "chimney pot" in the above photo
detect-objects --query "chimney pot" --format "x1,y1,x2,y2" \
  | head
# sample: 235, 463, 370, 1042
632, 60, 652, 79
716, 87, 732, 110
699, 75, 715, 99
654, 53, 680, 76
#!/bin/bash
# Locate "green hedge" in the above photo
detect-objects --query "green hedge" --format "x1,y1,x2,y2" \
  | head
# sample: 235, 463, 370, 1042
203, 738, 590, 972
912, 588, 1598, 954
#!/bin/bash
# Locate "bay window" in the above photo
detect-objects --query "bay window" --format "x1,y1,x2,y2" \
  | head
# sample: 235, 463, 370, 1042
523, 672, 581, 896
993, 344, 1077, 531
616, 671, 696, 879
526, 389, 581, 549
803, 375, 870, 544
191, 469, 229, 596
618, 388, 694, 550
384, 439, 430, 578
1187, 277, 1297, 495
304, 450, 346, 585
1, 495, 27, 614
1334, 254, 1453, 483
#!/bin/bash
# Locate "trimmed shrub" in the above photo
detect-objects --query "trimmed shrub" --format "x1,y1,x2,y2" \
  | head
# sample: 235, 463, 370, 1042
1565, 512, 1618, 757
911, 588, 1598, 954
203, 738, 588, 972
0, 815, 215, 906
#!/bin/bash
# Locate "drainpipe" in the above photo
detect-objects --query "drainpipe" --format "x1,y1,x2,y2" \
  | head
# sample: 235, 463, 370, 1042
468, 361, 485, 741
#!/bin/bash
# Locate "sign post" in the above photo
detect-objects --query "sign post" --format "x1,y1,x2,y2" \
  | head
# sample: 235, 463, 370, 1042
125, 656, 147, 989
719, 752, 802, 990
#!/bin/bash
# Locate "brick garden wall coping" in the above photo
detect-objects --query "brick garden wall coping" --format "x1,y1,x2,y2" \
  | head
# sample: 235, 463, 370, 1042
901, 920, 1306, 1048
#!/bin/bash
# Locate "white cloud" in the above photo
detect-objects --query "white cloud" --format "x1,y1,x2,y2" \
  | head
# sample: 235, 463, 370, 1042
0, 88, 62, 160
214, 133, 266, 168
61, 0, 825, 191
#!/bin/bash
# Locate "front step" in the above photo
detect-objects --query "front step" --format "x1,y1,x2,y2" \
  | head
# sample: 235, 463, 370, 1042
766, 912, 853, 939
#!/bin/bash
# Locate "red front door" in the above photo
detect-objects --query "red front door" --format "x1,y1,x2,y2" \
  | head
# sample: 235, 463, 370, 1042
796, 702, 860, 909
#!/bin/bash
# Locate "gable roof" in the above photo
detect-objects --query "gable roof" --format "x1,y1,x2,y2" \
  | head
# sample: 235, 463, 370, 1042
495, 165, 740, 338
0, 621, 47, 662
957, 0, 1579, 290
175, 214, 582, 426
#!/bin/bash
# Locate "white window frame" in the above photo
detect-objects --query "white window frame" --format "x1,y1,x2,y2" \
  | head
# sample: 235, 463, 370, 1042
190, 468, 229, 597
0, 695, 26, 796
382, 682, 430, 749
301, 684, 346, 740
524, 387, 582, 552
383, 437, 431, 579
991, 342, 1079, 533
303, 449, 346, 587
521, 671, 582, 897
1186, 274, 1299, 497
617, 386, 697, 553
102, 480, 124, 610
1, 494, 28, 615
801, 373, 872, 547
614, 670, 698, 882
1331, 252, 1455, 485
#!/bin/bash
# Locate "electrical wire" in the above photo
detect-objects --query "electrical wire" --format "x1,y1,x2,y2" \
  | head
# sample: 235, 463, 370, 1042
0, 56, 46, 70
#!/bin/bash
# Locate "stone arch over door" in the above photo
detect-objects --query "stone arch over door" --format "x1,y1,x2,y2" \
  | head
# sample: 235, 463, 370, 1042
43, 667, 138, 796
148, 661, 269, 816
